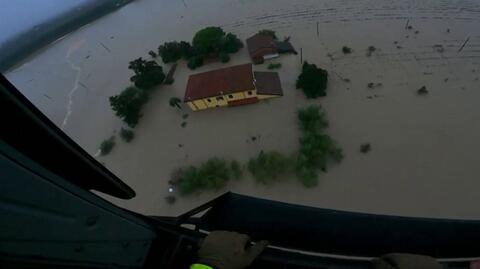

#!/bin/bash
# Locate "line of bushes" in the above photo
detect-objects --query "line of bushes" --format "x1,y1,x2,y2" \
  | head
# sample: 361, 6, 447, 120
157, 26, 243, 69
248, 151, 292, 184
296, 105, 343, 187
169, 158, 242, 195
169, 105, 343, 197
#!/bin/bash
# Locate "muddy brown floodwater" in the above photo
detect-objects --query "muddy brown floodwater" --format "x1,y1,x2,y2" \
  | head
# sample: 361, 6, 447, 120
6, 0, 480, 218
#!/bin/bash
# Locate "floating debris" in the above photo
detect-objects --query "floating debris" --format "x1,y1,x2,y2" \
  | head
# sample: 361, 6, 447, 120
367, 82, 382, 89
433, 44, 444, 53
342, 46, 353, 54
99, 42, 111, 52
417, 86, 428, 95
360, 143, 371, 153
181, 122, 187, 128
366, 45, 376, 57
458, 36, 470, 52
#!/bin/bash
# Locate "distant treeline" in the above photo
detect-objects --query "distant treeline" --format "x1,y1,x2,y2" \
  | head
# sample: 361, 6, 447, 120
0, 0, 133, 72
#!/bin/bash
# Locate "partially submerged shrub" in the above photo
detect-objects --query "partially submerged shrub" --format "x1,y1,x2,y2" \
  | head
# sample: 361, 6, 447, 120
187, 55, 204, 70
248, 151, 292, 184
109, 86, 149, 128
100, 136, 115, 156
128, 58, 165, 90
148, 50, 157, 58
169, 97, 182, 109
360, 143, 371, 153
297, 105, 328, 133
342, 46, 352, 54
120, 128, 135, 142
230, 160, 243, 180
296, 61, 328, 98
171, 158, 236, 195
366, 46, 376, 56
295, 105, 343, 187
417, 86, 428, 95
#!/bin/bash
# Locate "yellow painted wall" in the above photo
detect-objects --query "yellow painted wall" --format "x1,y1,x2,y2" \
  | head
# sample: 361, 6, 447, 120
204, 97, 217, 108
202, 96, 228, 108
187, 88, 257, 111
193, 100, 208, 110
225, 92, 245, 102
257, 94, 279, 100
187, 102, 198, 111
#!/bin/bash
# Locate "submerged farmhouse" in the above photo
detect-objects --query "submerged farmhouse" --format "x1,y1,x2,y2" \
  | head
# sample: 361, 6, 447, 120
246, 33, 297, 64
184, 63, 283, 111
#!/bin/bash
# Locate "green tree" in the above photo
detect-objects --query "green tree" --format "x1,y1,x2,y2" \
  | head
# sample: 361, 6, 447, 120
109, 86, 149, 128
187, 55, 204, 70
169, 97, 182, 109
295, 106, 343, 187
248, 151, 292, 184
148, 50, 157, 58
296, 61, 328, 98
179, 41, 195, 59
221, 33, 243, 54
192, 26, 225, 56
100, 136, 115, 156
297, 105, 328, 133
171, 158, 234, 195
128, 58, 165, 89
158, 42, 181, 63
230, 160, 242, 180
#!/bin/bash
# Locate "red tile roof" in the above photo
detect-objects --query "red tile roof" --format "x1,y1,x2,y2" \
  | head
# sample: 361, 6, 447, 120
184, 63, 255, 101
246, 33, 276, 59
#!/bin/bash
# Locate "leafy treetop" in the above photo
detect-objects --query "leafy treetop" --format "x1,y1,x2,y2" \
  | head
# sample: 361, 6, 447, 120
296, 61, 328, 98
109, 86, 149, 128
128, 57, 165, 89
